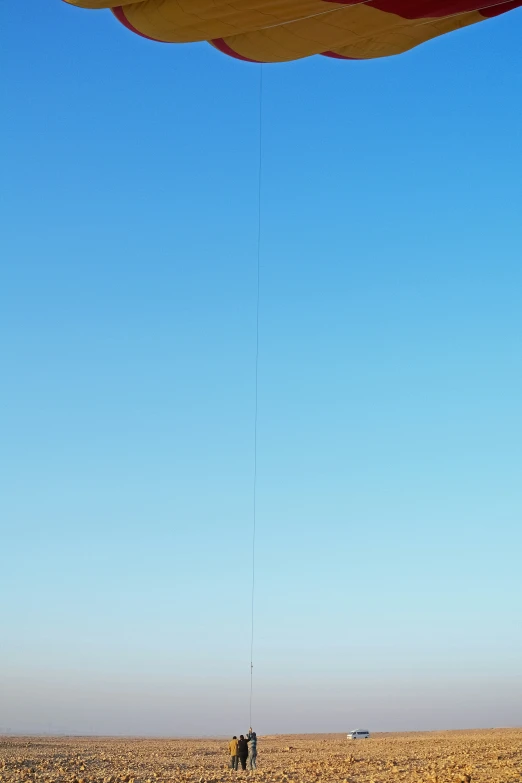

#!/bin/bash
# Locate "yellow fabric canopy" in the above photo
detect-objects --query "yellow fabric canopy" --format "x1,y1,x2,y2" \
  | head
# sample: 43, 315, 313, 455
64, 0, 522, 62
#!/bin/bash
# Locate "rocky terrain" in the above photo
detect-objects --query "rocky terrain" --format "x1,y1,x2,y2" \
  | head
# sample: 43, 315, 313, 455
1, 731, 520, 783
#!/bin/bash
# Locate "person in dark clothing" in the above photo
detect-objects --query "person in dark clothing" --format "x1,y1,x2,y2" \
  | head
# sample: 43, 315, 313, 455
237, 735, 249, 771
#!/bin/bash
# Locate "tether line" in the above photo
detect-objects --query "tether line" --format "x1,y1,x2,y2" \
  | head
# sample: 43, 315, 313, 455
249, 63, 263, 729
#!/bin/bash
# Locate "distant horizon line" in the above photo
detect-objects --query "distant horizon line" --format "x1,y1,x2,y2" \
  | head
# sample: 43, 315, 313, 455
1, 727, 520, 740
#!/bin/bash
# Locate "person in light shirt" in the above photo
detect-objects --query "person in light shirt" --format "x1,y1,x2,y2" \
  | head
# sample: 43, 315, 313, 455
228, 736, 238, 770
246, 728, 257, 770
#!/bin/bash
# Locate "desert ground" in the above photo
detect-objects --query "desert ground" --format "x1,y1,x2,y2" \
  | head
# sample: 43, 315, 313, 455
1, 731, 520, 783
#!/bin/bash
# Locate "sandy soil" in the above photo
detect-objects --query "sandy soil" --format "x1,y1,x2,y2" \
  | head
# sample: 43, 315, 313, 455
1, 731, 520, 783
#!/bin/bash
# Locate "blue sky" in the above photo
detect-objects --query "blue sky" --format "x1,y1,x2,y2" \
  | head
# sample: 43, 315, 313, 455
1, 0, 522, 736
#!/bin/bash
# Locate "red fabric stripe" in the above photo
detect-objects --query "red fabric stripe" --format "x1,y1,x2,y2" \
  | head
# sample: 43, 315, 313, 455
111, 6, 166, 42
211, 38, 265, 62
321, 50, 358, 59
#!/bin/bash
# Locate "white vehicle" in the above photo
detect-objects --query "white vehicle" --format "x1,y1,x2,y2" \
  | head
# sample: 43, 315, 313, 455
347, 730, 370, 740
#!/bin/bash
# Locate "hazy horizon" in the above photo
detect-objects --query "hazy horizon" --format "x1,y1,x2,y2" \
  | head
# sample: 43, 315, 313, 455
1, 671, 521, 735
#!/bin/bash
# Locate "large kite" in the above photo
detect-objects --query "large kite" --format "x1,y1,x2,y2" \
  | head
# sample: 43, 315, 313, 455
64, 0, 522, 62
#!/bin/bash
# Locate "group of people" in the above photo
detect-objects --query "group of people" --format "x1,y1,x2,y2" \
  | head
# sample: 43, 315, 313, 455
228, 729, 257, 771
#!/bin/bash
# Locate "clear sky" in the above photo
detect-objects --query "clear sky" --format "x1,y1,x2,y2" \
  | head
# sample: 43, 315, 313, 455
1, 0, 522, 737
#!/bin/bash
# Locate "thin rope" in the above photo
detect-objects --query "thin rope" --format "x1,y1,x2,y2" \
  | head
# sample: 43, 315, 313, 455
253, 0, 515, 40
249, 63, 263, 730
414, 0, 519, 26
257, 0, 376, 31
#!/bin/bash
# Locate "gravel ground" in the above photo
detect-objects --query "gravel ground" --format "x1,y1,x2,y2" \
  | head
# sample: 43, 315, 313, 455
0, 731, 520, 783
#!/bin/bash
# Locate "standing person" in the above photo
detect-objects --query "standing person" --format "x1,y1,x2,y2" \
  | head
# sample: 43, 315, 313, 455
237, 735, 249, 771
228, 736, 239, 770
246, 728, 257, 770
